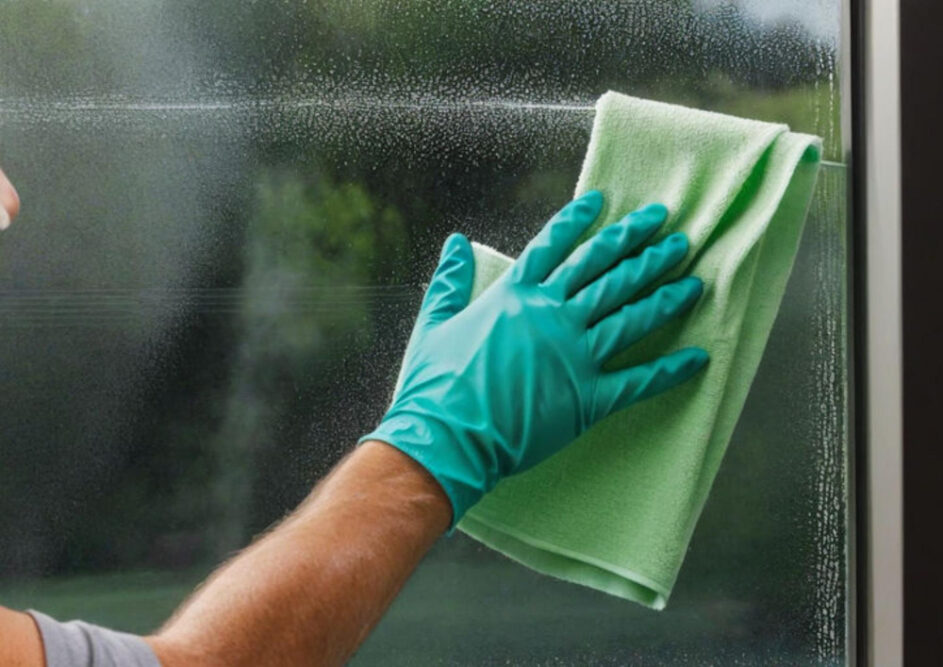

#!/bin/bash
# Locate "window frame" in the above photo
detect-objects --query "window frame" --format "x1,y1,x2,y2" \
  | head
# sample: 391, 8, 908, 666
851, 0, 906, 664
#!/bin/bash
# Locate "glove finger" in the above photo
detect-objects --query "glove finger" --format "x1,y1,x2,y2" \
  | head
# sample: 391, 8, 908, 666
417, 233, 475, 329
587, 276, 703, 363
596, 347, 709, 417
569, 231, 689, 324
544, 203, 667, 296
511, 190, 603, 285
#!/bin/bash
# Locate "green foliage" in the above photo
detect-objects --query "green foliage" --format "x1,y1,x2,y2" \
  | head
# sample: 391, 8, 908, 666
242, 171, 405, 362
205, 170, 407, 552
0, 0, 105, 95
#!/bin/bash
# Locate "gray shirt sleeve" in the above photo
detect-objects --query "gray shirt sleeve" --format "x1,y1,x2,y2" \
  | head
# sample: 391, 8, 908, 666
27, 611, 161, 667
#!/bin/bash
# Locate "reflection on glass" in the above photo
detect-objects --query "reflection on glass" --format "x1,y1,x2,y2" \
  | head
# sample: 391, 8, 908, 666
0, 1, 847, 664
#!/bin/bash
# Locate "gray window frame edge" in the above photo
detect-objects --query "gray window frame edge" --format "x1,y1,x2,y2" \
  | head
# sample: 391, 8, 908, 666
849, 0, 905, 664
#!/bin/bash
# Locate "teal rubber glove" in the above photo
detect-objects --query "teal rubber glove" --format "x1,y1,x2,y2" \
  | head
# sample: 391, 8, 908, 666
362, 191, 708, 529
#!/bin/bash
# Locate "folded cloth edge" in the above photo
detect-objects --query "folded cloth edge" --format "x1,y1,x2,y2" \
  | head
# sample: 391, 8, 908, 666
460, 511, 671, 609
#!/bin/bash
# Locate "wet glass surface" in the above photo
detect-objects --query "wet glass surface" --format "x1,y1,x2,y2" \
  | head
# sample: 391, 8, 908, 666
0, 1, 847, 663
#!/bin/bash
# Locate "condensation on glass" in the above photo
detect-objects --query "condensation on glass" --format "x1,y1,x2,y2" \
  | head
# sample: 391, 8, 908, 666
0, 1, 848, 664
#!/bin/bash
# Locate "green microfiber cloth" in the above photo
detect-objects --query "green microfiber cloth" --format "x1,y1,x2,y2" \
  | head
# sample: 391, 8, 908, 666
456, 91, 823, 609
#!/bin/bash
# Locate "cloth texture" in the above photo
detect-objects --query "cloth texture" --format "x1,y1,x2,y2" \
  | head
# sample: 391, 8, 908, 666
456, 91, 822, 609
28, 610, 161, 667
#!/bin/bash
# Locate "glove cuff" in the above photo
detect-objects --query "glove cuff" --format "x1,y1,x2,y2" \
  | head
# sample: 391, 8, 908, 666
359, 409, 493, 533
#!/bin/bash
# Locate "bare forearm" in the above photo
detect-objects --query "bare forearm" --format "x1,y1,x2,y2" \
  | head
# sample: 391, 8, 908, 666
0, 608, 43, 666
147, 440, 451, 667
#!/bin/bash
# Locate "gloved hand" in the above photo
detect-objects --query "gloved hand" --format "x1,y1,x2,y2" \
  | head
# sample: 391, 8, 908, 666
362, 190, 708, 529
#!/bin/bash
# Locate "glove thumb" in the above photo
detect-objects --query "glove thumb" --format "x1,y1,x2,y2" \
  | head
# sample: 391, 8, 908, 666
417, 233, 475, 329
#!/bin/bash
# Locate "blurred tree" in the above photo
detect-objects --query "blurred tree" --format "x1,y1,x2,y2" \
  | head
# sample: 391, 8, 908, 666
0, 0, 111, 96
208, 170, 406, 551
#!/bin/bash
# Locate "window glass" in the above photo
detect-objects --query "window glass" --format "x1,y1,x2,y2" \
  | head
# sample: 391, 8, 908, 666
0, 1, 847, 663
